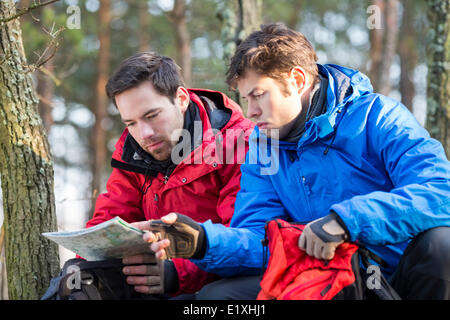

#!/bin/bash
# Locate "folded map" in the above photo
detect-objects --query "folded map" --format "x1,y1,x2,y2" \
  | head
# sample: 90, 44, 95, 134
42, 217, 150, 261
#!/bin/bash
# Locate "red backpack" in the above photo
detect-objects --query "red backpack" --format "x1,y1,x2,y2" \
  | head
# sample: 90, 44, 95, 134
257, 219, 400, 300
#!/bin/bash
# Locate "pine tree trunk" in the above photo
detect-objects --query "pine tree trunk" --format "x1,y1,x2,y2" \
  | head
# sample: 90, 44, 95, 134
398, 0, 417, 111
369, 0, 385, 93
240, 0, 262, 38
170, 0, 192, 86
90, 0, 111, 218
0, 0, 59, 299
0, 225, 8, 300
378, 0, 399, 95
426, 0, 450, 157
369, 0, 399, 95
217, 0, 262, 112
138, 0, 151, 52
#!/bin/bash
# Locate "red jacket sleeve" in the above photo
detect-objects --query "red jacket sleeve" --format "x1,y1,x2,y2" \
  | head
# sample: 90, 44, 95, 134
86, 167, 145, 228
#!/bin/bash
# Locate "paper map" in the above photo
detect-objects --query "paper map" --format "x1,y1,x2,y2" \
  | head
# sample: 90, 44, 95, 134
42, 217, 150, 261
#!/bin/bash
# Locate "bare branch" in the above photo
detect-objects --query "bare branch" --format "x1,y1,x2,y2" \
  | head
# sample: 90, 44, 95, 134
0, 0, 61, 24
27, 24, 64, 73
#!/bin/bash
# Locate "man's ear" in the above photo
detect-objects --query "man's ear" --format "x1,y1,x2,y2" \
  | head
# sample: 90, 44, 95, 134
289, 66, 309, 94
176, 86, 190, 113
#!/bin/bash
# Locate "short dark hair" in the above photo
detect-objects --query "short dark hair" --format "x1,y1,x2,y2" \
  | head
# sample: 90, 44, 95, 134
106, 52, 185, 106
226, 23, 318, 95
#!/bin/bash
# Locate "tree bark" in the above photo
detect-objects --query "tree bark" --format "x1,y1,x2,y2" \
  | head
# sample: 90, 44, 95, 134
369, 0, 399, 95
0, 0, 59, 299
170, 0, 192, 86
240, 0, 262, 39
138, 0, 151, 52
369, 0, 385, 93
0, 225, 8, 300
398, 0, 417, 111
90, 0, 111, 218
217, 0, 262, 112
426, 0, 450, 158
378, 0, 399, 95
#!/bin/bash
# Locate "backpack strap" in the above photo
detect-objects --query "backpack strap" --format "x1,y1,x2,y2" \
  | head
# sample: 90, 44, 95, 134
357, 246, 402, 300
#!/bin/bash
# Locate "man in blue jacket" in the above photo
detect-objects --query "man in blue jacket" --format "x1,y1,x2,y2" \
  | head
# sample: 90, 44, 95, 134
142, 23, 450, 299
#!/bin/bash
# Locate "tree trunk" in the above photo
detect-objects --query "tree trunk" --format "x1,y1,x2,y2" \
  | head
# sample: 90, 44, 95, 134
0, 225, 8, 300
285, 1, 303, 30
398, 0, 417, 111
378, 0, 399, 95
426, 0, 450, 157
217, 0, 262, 113
138, 0, 151, 52
369, 0, 399, 95
170, 0, 192, 86
369, 0, 385, 93
0, 0, 59, 299
90, 0, 111, 218
240, 0, 262, 39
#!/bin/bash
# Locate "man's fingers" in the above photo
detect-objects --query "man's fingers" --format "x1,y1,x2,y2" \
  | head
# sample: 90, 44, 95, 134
130, 220, 151, 231
123, 264, 160, 276
134, 284, 164, 295
314, 242, 323, 260
143, 231, 157, 243
149, 238, 170, 260
161, 212, 178, 224
126, 275, 161, 286
122, 253, 156, 265
322, 246, 335, 260
298, 233, 306, 250
305, 229, 315, 257
150, 239, 170, 252
155, 249, 167, 260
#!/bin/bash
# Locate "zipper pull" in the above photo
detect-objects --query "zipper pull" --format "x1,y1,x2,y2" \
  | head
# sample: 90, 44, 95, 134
163, 176, 169, 184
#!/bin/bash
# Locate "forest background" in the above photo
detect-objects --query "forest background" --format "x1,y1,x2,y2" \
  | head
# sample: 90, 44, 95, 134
0, 0, 448, 299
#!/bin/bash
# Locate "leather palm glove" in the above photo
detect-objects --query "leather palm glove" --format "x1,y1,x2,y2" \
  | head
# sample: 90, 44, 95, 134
122, 254, 179, 295
146, 213, 207, 260
298, 211, 349, 260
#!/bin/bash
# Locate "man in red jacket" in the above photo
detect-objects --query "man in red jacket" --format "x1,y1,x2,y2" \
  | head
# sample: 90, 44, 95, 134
85, 52, 254, 297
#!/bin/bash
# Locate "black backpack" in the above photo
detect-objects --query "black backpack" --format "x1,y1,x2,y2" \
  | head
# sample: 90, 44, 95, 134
41, 258, 160, 300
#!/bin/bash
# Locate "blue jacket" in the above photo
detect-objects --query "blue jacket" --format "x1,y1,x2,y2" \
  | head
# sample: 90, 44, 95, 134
192, 64, 450, 277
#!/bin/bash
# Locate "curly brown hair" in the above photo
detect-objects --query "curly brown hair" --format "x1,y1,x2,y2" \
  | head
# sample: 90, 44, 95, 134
226, 23, 318, 96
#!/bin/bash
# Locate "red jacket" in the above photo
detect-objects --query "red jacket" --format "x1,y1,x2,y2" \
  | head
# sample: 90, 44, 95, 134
86, 89, 254, 295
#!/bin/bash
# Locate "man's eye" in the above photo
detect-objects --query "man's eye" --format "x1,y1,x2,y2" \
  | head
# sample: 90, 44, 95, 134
126, 122, 135, 127
253, 92, 264, 99
147, 112, 159, 119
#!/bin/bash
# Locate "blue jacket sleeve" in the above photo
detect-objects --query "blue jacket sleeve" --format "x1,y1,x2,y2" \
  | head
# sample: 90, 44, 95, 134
191, 151, 289, 277
332, 96, 450, 245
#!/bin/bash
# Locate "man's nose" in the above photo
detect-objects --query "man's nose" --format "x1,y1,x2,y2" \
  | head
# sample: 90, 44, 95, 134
138, 123, 155, 140
246, 100, 261, 119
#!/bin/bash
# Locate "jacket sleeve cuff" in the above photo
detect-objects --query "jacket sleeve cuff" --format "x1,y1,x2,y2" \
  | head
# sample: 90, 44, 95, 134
330, 204, 361, 242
